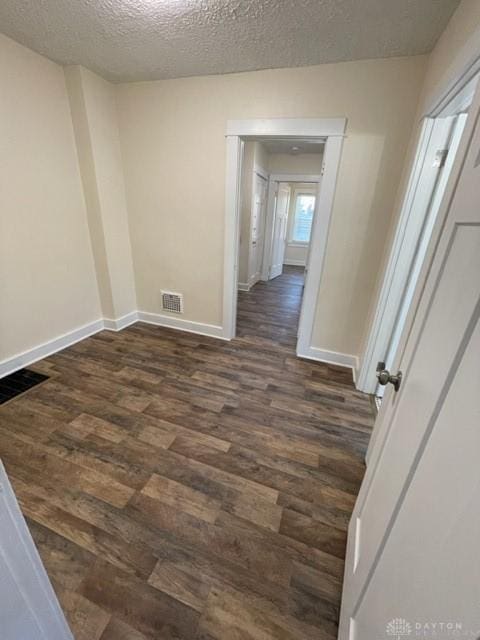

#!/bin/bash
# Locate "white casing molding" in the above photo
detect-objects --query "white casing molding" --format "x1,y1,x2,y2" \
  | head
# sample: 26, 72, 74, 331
295, 136, 345, 358
226, 118, 344, 138
137, 311, 226, 340
224, 118, 346, 359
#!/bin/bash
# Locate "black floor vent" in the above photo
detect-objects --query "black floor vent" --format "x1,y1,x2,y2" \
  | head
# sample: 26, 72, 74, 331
0, 368, 49, 405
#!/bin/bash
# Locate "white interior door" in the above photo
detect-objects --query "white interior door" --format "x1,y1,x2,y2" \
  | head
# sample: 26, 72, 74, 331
249, 173, 267, 285
269, 182, 290, 279
339, 84, 480, 639
0, 461, 72, 640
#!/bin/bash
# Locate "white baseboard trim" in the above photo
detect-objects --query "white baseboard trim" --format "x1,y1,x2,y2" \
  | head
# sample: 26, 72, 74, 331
137, 311, 227, 340
103, 311, 139, 331
283, 259, 306, 267
0, 318, 104, 379
238, 273, 261, 292
0, 310, 228, 379
2, 314, 359, 385
296, 345, 359, 377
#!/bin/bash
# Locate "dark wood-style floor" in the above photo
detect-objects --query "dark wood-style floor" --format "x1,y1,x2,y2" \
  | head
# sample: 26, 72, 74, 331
0, 266, 373, 639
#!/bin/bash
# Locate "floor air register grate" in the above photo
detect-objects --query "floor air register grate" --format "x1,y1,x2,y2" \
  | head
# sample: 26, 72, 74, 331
0, 368, 49, 404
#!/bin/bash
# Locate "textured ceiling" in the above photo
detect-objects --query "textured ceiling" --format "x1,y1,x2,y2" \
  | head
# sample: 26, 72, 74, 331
0, 0, 460, 82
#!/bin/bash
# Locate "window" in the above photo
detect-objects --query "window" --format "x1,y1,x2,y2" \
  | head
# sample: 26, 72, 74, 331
290, 193, 316, 243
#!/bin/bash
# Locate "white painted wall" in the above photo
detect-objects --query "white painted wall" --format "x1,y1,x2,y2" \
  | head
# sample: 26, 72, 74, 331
268, 152, 323, 175
118, 56, 426, 357
65, 66, 137, 321
0, 35, 102, 363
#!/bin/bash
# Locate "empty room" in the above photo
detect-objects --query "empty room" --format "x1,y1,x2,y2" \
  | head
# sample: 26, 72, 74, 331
0, 1, 479, 639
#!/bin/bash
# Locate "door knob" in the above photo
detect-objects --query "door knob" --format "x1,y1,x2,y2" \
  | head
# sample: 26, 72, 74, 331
376, 361, 402, 392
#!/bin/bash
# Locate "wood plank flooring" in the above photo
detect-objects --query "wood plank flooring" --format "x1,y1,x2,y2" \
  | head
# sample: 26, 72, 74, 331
0, 266, 373, 639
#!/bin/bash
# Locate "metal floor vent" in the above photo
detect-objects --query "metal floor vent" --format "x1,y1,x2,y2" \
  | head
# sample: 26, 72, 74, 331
0, 368, 49, 404
161, 290, 184, 314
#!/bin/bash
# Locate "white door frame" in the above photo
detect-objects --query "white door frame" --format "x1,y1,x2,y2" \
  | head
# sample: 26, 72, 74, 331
261, 173, 321, 281
223, 118, 346, 355
357, 117, 436, 394
357, 65, 479, 397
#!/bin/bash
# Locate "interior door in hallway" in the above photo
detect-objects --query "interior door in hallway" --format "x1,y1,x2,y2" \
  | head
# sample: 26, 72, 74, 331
339, 86, 480, 639
269, 182, 290, 279
249, 172, 267, 285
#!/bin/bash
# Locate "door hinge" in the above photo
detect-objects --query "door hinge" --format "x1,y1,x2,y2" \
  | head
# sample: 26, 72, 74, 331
433, 149, 448, 169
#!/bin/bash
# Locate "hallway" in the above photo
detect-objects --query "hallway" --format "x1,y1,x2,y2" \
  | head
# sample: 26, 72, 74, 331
237, 266, 305, 347
0, 269, 374, 639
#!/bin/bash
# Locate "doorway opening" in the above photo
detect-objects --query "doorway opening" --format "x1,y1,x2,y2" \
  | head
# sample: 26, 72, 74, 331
223, 118, 346, 362
235, 138, 323, 347
357, 73, 478, 409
